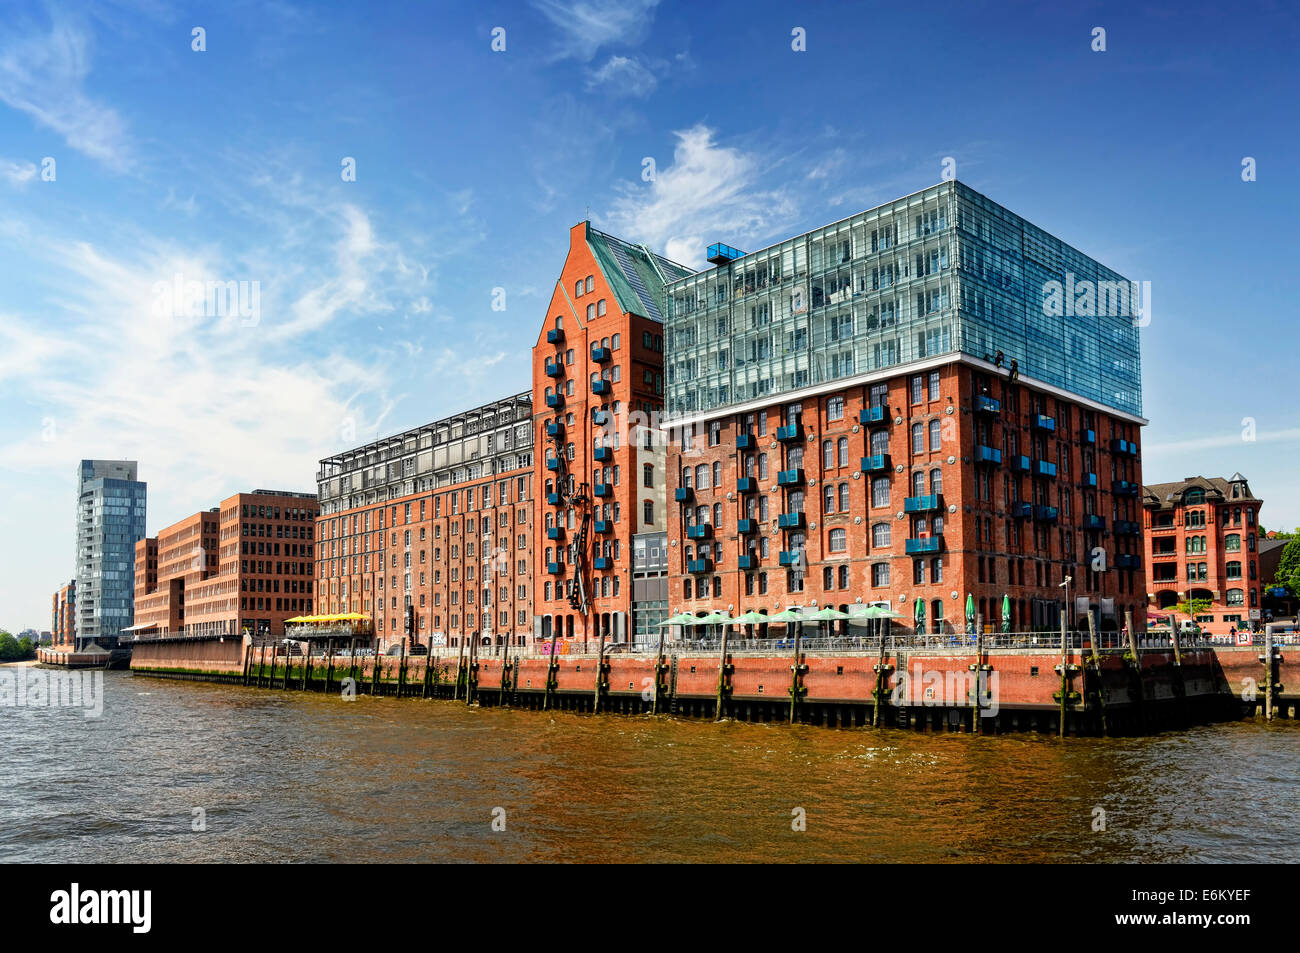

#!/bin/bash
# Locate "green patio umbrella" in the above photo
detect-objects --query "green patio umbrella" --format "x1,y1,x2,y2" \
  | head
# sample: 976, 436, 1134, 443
657, 612, 696, 626
733, 610, 769, 636
914, 598, 926, 635
807, 605, 851, 641
966, 593, 976, 635
769, 608, 805, 623
1000, 594, 1012, 633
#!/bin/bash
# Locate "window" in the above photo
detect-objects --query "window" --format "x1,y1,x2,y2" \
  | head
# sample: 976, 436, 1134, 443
910, 375, 923, 405
643, 500, 654, 525
930, 469, 943, 496
823, 484, 835, 513
597, 298, 607, 316
928, 370, 940, 401
827, 396, 844, 421
837, 437, 848, 467
838, 483, 849, 511
871, 478, 890, 508
929, 419, 941, 451
1226, 588, 1244, 606
872, 563, 890, 586
823, 440, 834, 469
911, 423, 924, 454
643, 464, 653, 487
587, 304, 595, 320
574, 280, 583, 297
829, 528, 847, 552
872, 522, 891, 548
1225, 534, 1241, 552
585, 276, 594, 293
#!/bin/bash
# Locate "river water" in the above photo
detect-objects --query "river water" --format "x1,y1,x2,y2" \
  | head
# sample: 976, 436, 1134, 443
2, 670, 1296, 863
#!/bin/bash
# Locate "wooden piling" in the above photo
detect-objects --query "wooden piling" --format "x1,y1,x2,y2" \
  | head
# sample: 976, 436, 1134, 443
542, 631, 558, 711
651, 628, 666, 715
714, 623, 731, 722
788, 626, 803, 725
593, 630, 608, 714
1087, 610, 1110, 735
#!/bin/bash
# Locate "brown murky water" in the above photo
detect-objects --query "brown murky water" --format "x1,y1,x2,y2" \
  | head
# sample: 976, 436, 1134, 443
2, 671, 1296, 862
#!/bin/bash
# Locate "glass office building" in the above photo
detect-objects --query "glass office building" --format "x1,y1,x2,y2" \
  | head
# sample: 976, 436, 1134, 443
663, 181, 1142, 421
75, 460, 147, 649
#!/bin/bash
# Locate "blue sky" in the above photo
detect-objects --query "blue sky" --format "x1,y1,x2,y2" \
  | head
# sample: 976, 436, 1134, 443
1, 0, 1297, 631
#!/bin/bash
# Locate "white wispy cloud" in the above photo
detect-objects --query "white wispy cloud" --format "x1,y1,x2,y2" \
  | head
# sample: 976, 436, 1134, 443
1144, 427, 1300, 455
0, 14, 132, 170
0, 158, 38, 187
603, 124, 797, 267
586, 55, 657, 97
531, 0, 660, 62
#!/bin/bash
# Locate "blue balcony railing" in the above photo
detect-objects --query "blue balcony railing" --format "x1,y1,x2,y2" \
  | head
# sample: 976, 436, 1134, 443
778, 550, 802, 567
1035, 460, 1057, 479
591, 380, 611, 396
1083, 472, 1097, 488
545, 457, 561, 472
593, 446, 611, 462
590, 346, 611, 363
1115, 553, 1140, 569
545, 420, 563, 439
1033, 414, 1056, 432
861, 453, 891, 473
776, 424, 801, 442
1113, 480, 1139, 496
1034, 505, 1059, 522
593, 483, 611, 497
974, 395, 1001, 415
594, 557, 612, 570
777, 468, 805, 486
1010, 455, 1031, 473
736, 477, 756, 494
545, 392, 564, 408
738, 554, 757, 570
592, 410, 609, 426
687, 558, 714, 574
546, 328, 564, 344
736, 519, 755, 534
736, 433, 755, 450
546, 562, 563, 574
904, 494, 942, 513
546, 492, 562, 506
544, 359, 563, 378
593, 520, 611, 534
1111, 439, 1138, 456
687, 524, 713, 540
1115, 519, 1141, 535
905, 537, 942, 555
1082, 428, 1096, 445
1084, 514, 1106, 531
1011, 501, 1033, 519
975, 446, 1002, 464
674, 487, 693, 503
546, 526, 564, 540
777, 512, 805, 529
859, 406, 888, 424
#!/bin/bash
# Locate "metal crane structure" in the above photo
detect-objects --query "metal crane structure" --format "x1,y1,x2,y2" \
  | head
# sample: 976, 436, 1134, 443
547, 421, 593, 617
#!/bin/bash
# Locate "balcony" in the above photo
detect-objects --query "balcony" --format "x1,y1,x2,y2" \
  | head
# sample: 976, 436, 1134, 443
861, 453, 891, 473
590, 346, 611, 363
1082, 428, 1096, 445
974, 395, 1001, 415
1111, 438, 1138, 456
546, 328, 564, 345
546, 526, 564, 541
592, 380, 611, 396
544, 359, 563, 378
737, 477, 757, 494
1115, 519, 1141, 535
545, 457, 562, 472
777, 512, 805, 529
776, 424, 801, 442
545, 392, 564, 409
1011, 501, 1033, 519
738, 554, 757, 570
736, 433, 755, 450
975, 445, 1002, 465
546, 562, 563, 575
1033, 414, 1056, 433
1113, 480, 1140, 496
1010, 454, 1031, 473
859, 406, 889, 424
545, 420, 563, 439
1115, 553, 1140, 569
904, 494, 942, 513
593, 520, 611, 534
1034, 505, 1059, 523
905, 537, 942, 555
1034, 460, 1057, 479
687, 524, 713, 540
1083, 514, 1107, 531
546, 492, 562, 506
778, 550, 802, 567
736, 519, 755, 534
592, 410, 609, 426
594, 557, 612, 570
593, 446, 612, 462
593, 483, 611, 497
687, 558, 714, 574
1152, 550, 1177, 560
1082, 472, 1097, 488
777, 468, 805, 486
674, 487, 694, 504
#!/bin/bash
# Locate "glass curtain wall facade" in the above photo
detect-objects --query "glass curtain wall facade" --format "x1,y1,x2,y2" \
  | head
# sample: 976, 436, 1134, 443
663, 181, 1141, 421
75, 460, 148, 649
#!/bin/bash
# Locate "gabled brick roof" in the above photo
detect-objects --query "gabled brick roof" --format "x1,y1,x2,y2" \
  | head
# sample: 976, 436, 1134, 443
1142, 474, 1259, 509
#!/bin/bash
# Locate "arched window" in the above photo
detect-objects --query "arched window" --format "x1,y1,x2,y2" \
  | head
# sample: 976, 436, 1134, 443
928, 419, 942, 450
912, 471, 925, 496
1226, 588, 1244, 606
911, 422, 924, 454
838, 483, 849, 511
1225, 534, 1241, 552
823, 440, 834, 468
930, 468, 943, 496
823, 485, 835, 513
871, 430, 889, 455
695, 464, 709, 489
872, 522, 891, 548
829, 528, 847, 552
837, 437, 848, 466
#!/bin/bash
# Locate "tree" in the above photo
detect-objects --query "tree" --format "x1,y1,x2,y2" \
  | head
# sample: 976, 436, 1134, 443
1174, 598, 1212, 618
1276, 538, 1300, 597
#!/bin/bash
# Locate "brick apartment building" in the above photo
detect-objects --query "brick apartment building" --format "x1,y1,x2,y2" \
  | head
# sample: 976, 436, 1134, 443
531, 222, 693, 648
661, 181, 1147, 633
50, 580, 75, 649
315, 393, 534, 652
130, 490, 318, 640
1142, 473, 1263, 634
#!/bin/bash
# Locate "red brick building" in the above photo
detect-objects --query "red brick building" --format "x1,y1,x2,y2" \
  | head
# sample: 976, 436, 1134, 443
130, 490, 318, 639
50, 580, 75, 649
315, 394, 535, 652
1143, 473, 1263, 634
666, 361, 1146, 633
530, 222, 692, 648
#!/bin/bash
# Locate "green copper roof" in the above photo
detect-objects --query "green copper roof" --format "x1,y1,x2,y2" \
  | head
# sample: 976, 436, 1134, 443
585, 223, 693, 324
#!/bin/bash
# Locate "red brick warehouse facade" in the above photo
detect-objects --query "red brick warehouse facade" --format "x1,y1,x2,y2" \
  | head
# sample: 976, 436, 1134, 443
50, 580, 75, 649
660, 181, 1148, 634
131, 490, 319, 640
1143, 473, 1263, 635
530, 222, 691, 648
315, 394, 535, 652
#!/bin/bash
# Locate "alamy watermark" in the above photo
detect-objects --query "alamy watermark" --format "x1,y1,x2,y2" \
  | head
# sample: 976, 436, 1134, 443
1042, 273, 1150, 327
151, 273, 261, 326
0, 669, 104, 718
